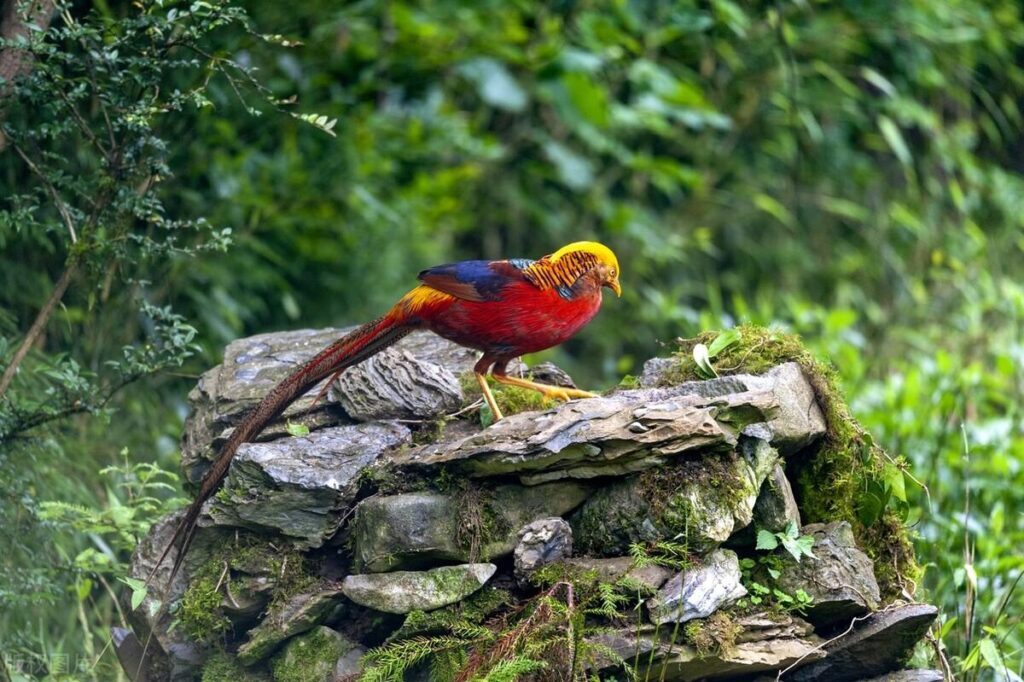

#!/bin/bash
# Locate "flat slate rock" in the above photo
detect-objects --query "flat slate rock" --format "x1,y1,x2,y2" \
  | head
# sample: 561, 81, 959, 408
342, 564, 497, 614
636, 636, 825, 681
753, 463, 801, 532
392, 362, 823, 484
561, 556, 674, 592
329, 345, 463, 421
788, 604, 939, 682
858, 671, 944, 682
204, 422, 411, 548
125, 510, 204, 681
637, 361, 826, 453
733, 612, 816, 643
269, 626, 364, 682
180, 328, 485, 484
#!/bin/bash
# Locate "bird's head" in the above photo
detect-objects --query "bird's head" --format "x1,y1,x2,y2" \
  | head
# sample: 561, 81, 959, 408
549, 241, 622, 297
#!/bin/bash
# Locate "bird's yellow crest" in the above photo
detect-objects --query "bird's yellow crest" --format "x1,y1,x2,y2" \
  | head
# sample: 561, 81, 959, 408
548, 241, 620, 274
526, 241, 622, 296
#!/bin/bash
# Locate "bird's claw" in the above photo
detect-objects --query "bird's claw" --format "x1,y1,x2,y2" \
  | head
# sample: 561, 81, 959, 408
540, 386, 599, 402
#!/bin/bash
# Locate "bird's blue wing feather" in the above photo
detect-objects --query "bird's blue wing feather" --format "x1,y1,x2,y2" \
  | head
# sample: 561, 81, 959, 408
418, 259, 531, 301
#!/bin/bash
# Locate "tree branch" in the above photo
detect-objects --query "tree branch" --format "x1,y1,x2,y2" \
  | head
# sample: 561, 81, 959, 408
0, 256, 78, 399
0, 0, 57, 150
9, 139, 77, 241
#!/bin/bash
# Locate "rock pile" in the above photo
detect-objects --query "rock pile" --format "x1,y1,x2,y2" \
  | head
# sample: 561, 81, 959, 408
123, 327, 939, 681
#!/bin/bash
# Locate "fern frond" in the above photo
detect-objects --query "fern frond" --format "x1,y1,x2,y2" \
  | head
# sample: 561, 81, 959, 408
360, 636, 474, 682
473, 656, 546, 682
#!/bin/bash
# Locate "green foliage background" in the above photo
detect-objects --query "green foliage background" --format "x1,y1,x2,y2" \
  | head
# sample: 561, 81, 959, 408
0, 0, 1021, 679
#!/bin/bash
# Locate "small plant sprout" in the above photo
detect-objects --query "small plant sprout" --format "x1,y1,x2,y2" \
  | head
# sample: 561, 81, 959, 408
756, 521, 816, 563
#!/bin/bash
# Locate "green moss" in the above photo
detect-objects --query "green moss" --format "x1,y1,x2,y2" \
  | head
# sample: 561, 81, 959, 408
617, 374, 641, 389
178, 534, 318, 644
179, 561, 231, 644
392, 587, 512, 641
460, 374, 557, 419
529, 562, 600, 590
411, 418, 447, 446
637, 454, 748, 542
201, 651, 269, 682
682, 612, 740, 658
270, 627, 347, 682
665, 325, 920, 600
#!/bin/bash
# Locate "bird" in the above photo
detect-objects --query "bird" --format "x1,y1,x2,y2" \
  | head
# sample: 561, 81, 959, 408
146, 240, 621, 590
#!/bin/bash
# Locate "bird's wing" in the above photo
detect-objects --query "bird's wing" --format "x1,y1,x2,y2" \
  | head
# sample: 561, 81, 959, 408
417, 259, 532, 302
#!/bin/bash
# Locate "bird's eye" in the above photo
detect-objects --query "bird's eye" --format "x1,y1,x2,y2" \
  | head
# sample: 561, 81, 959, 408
609, 269, 616, 277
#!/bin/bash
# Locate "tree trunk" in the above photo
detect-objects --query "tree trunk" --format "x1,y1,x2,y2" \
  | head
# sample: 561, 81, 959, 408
0, 0, 57, 149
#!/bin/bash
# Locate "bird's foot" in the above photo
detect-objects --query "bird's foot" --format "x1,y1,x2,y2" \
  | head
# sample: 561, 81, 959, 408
475, 372, 504, 421
534, 385, 599, 402
492, 374, 599, 403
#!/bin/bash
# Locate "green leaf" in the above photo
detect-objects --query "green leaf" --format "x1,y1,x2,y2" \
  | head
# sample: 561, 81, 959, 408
856, 477, 889, 526
119, 577, 148, 611
861, 67, 896, 97
692, 343, 718, 378
978, 637, 1004, 672
755, 529, 778, 551
792, 534, 816, 560
561, 71, 610, 127
458, 58, 528, 113
753, 193, 795, 227
938, 616, 958, 639
878, 115, 911, 166
542, 141, 594, 191
285, 421, 310, 437
707, 328, 741, 358
882, 462, 907, 502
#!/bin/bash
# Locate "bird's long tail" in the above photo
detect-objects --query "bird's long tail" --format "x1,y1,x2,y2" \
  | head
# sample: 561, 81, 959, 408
146, 311, 416, 589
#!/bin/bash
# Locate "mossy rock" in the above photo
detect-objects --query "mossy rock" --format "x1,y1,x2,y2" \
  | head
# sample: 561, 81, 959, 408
349, 481, 591, 572
661, 325, 920, 599
571, 437, 779, 555
178, 534, 318, 643
341, 563, 497, 614
269, 627, 364, 682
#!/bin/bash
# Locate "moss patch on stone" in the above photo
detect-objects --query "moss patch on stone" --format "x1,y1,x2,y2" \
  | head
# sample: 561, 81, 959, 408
638, 454, 748, 543
270, 627, 347, 682
459, 374, 557, 419
178, 533, 319, 644
665, 324, 920, 600
179, 560, 231, 644
683, 611, 741, 658
201, 651, 269, 681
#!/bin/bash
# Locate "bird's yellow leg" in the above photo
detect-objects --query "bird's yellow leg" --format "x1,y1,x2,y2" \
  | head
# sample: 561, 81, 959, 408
491, 374, 599, 402
475, 372, 504, 421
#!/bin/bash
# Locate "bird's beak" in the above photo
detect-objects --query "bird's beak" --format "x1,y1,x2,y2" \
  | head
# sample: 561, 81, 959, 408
609, 278, 622, 297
